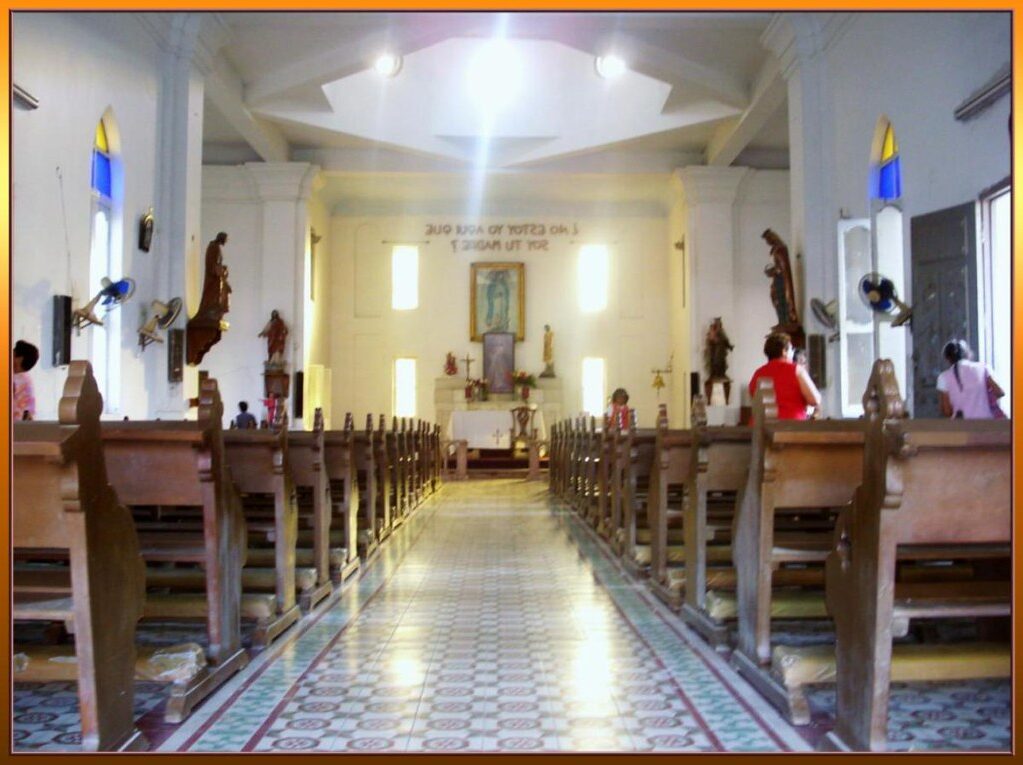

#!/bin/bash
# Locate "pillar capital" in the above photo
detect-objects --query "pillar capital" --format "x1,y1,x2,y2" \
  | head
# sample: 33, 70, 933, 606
673, 166, 750, 207
245, 162, 322, 202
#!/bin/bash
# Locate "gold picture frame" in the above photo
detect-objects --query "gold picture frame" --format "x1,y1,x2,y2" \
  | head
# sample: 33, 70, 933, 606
470, 262, 525, 342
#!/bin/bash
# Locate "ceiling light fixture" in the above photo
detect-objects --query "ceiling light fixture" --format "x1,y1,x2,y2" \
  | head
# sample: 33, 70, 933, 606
595, 55, 626, 79
374, 53, 402, 78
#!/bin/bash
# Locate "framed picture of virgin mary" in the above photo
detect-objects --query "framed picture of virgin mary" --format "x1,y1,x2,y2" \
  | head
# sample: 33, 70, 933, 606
482, 332, 515, 394
470, 262, 525, 341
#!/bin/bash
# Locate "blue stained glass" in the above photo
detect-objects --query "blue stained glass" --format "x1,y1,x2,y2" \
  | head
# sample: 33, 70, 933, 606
876, 157, 901, 200
91, 150, 111, 198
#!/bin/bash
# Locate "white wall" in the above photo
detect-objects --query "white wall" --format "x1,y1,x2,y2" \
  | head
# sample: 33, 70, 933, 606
13, 13, 163, 419
327, 185, 676, 428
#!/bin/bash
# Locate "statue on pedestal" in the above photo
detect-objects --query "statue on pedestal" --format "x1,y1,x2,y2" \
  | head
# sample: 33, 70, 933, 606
762, 228, 806, 349
703, 317, 733, 405
259, 310, 288, 369
540, 324, 555, 378
186, 231, 232, 365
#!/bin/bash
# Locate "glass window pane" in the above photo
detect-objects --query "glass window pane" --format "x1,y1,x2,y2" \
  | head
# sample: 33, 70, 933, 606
578, 245, 609, 312
990, 190, 1011, 415
392, 246, 419, 310
845, 332, 874, 411
582, 357, 605, 416
92, 150, 111, 198
877, 158, 901, 200
395, 358, 416, 417
842, 225, 872, 324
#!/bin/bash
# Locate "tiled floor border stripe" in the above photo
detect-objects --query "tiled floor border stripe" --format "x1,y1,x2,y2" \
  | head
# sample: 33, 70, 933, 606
174, 492, 443, 751
557, 498, 802, 752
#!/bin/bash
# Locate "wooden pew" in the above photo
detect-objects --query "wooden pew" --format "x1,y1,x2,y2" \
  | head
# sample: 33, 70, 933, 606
375, 415, 395, 537
286, 408, 334, 611
823, 360, 1011, 751
430, 423, 443, 493
729, 378, 864, 717
13, 361, 148, 751
323, 414, 361, 585
352, 415, 381, 561
100, 377, 249, 723
593, 421, 616, 539
617, 427, 659, 574
680, 397, 751, 647
645, 422, 696, 608
222, 415, 303, 647
548, 422, 562, 493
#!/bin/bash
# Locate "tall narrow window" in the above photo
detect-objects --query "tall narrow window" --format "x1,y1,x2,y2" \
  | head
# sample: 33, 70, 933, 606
582, 357, 606, 417
873, 122, 901, 201
394, 358, 417, 417
392, 245, 419, 310
983, 184, 1011, 416
578, 244, 609, 312
90, 115, 120, 413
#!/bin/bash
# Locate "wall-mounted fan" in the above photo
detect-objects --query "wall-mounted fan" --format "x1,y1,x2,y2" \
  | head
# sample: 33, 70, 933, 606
858, 272, 912, 327
138, 297, 183, 350
72, 277, 137, 332
809, 298, 840, 342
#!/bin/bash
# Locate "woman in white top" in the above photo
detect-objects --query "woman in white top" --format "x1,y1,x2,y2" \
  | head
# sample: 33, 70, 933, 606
936, 339, 1005, 419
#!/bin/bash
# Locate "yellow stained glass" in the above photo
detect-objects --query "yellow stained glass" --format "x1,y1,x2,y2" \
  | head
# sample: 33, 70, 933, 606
881, 124, 897, 162
94, 121, 109, 153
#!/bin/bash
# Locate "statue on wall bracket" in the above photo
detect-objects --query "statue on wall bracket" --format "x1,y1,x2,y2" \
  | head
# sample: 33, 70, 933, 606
761, 228, 806, 349
186, 231, 232, 365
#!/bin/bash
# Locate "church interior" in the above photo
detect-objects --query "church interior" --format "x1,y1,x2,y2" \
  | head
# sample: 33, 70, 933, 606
10, 10, 1013, 753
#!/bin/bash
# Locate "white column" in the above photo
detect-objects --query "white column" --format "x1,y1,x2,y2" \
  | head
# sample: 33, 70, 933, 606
139, 12, 229, 418
674, 166, 750, 419
762, 13, 853, 416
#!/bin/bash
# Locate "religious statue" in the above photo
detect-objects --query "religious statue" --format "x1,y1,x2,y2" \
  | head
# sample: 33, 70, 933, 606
258, 309, 288, 368
704, 317, 733, 381
703, 317, 733, 405
444, 352, 458, 376
762, 228, 806, 348
540, 324, 555, 378
199, 232, 232, 320
762, 229, 800, 328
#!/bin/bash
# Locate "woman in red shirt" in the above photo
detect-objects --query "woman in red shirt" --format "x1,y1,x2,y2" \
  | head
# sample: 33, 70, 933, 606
748, 332, 821, 420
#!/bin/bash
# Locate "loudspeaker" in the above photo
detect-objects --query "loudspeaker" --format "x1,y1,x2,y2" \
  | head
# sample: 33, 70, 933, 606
807, 334, 827, 389
294, 370, 304, 419
52, 295, 72, 367
690, 372, 700, 402
167, 329, 184, 383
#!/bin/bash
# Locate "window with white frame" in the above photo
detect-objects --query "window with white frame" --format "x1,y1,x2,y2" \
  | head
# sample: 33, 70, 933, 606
392, 245, 419, 310
578, 244, 609, 312
89, 117, 121, 414
394, 358, 417, 417
981, 183, 1011, 416
582, 357, 606, 417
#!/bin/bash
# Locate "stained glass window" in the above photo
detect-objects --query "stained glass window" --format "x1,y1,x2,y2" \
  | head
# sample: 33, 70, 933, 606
91, 120, 112, 199
874, 123, 901, 200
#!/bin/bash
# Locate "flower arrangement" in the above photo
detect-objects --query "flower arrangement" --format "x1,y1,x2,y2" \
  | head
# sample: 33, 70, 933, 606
511, 370, 537, 388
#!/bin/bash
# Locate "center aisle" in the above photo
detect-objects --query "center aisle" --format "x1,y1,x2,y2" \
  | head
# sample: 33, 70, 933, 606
160, 480, 809, 753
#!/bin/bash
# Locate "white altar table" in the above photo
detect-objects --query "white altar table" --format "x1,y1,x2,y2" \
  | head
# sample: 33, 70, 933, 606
448, 408, 547, 449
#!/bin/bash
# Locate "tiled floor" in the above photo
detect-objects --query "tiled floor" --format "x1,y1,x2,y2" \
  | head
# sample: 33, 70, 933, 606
13, 480, 1011, 752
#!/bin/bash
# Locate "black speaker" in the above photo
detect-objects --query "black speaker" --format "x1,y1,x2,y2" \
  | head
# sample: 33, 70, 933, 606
294, 370, 304, 419
168, 329, 184, 383
690, 372, 700, 401
52, 295, 72, 367
807, 334, 826, 389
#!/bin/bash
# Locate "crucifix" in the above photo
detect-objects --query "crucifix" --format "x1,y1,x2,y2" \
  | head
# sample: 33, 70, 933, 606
461, 353, 476, 381
492, 427, 504, 446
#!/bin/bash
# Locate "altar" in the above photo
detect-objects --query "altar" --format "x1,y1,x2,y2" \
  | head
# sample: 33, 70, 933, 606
435, 377, 563, 449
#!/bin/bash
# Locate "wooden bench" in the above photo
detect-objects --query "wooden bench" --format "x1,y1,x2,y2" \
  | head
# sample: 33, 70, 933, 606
13, 361, 148, 751
100, 377, 249, 723
681, 397, 752, 646
322, 415, 362, 585
822, 360, 1011, 751
222, 416, 303, 647
646, 422, 696, 609
729, 378, 864, 716
351, 415, 381, 561
618, 427, 659, 574
286, 408, 335, 611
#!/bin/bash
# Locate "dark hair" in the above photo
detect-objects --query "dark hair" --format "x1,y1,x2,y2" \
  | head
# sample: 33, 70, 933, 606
763, 332, 791, 360
215, 232, 228, 244
14, 340, 39, 372
239, 401, 249, 412
611, 388, 629, 404
943, 339, 972, 391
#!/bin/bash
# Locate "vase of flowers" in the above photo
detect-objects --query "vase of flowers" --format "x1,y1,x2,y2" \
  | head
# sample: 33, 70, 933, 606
512, 371, 537, 401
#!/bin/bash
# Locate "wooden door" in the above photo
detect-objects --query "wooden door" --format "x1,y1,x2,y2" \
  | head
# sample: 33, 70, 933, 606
910, 202, 977, 417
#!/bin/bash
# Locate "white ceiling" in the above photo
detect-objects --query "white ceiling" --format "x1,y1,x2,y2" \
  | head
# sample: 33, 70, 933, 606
202, 11, 789, 172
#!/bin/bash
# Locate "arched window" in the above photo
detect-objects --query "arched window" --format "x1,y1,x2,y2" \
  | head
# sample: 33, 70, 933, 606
872, 122, 902, 201
89, 112, 122, 414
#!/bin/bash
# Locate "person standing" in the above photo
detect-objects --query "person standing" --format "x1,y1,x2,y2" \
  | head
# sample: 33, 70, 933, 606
13, 340, 39, 421
937, 339, 1006, 419
748, 332, 821, 420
